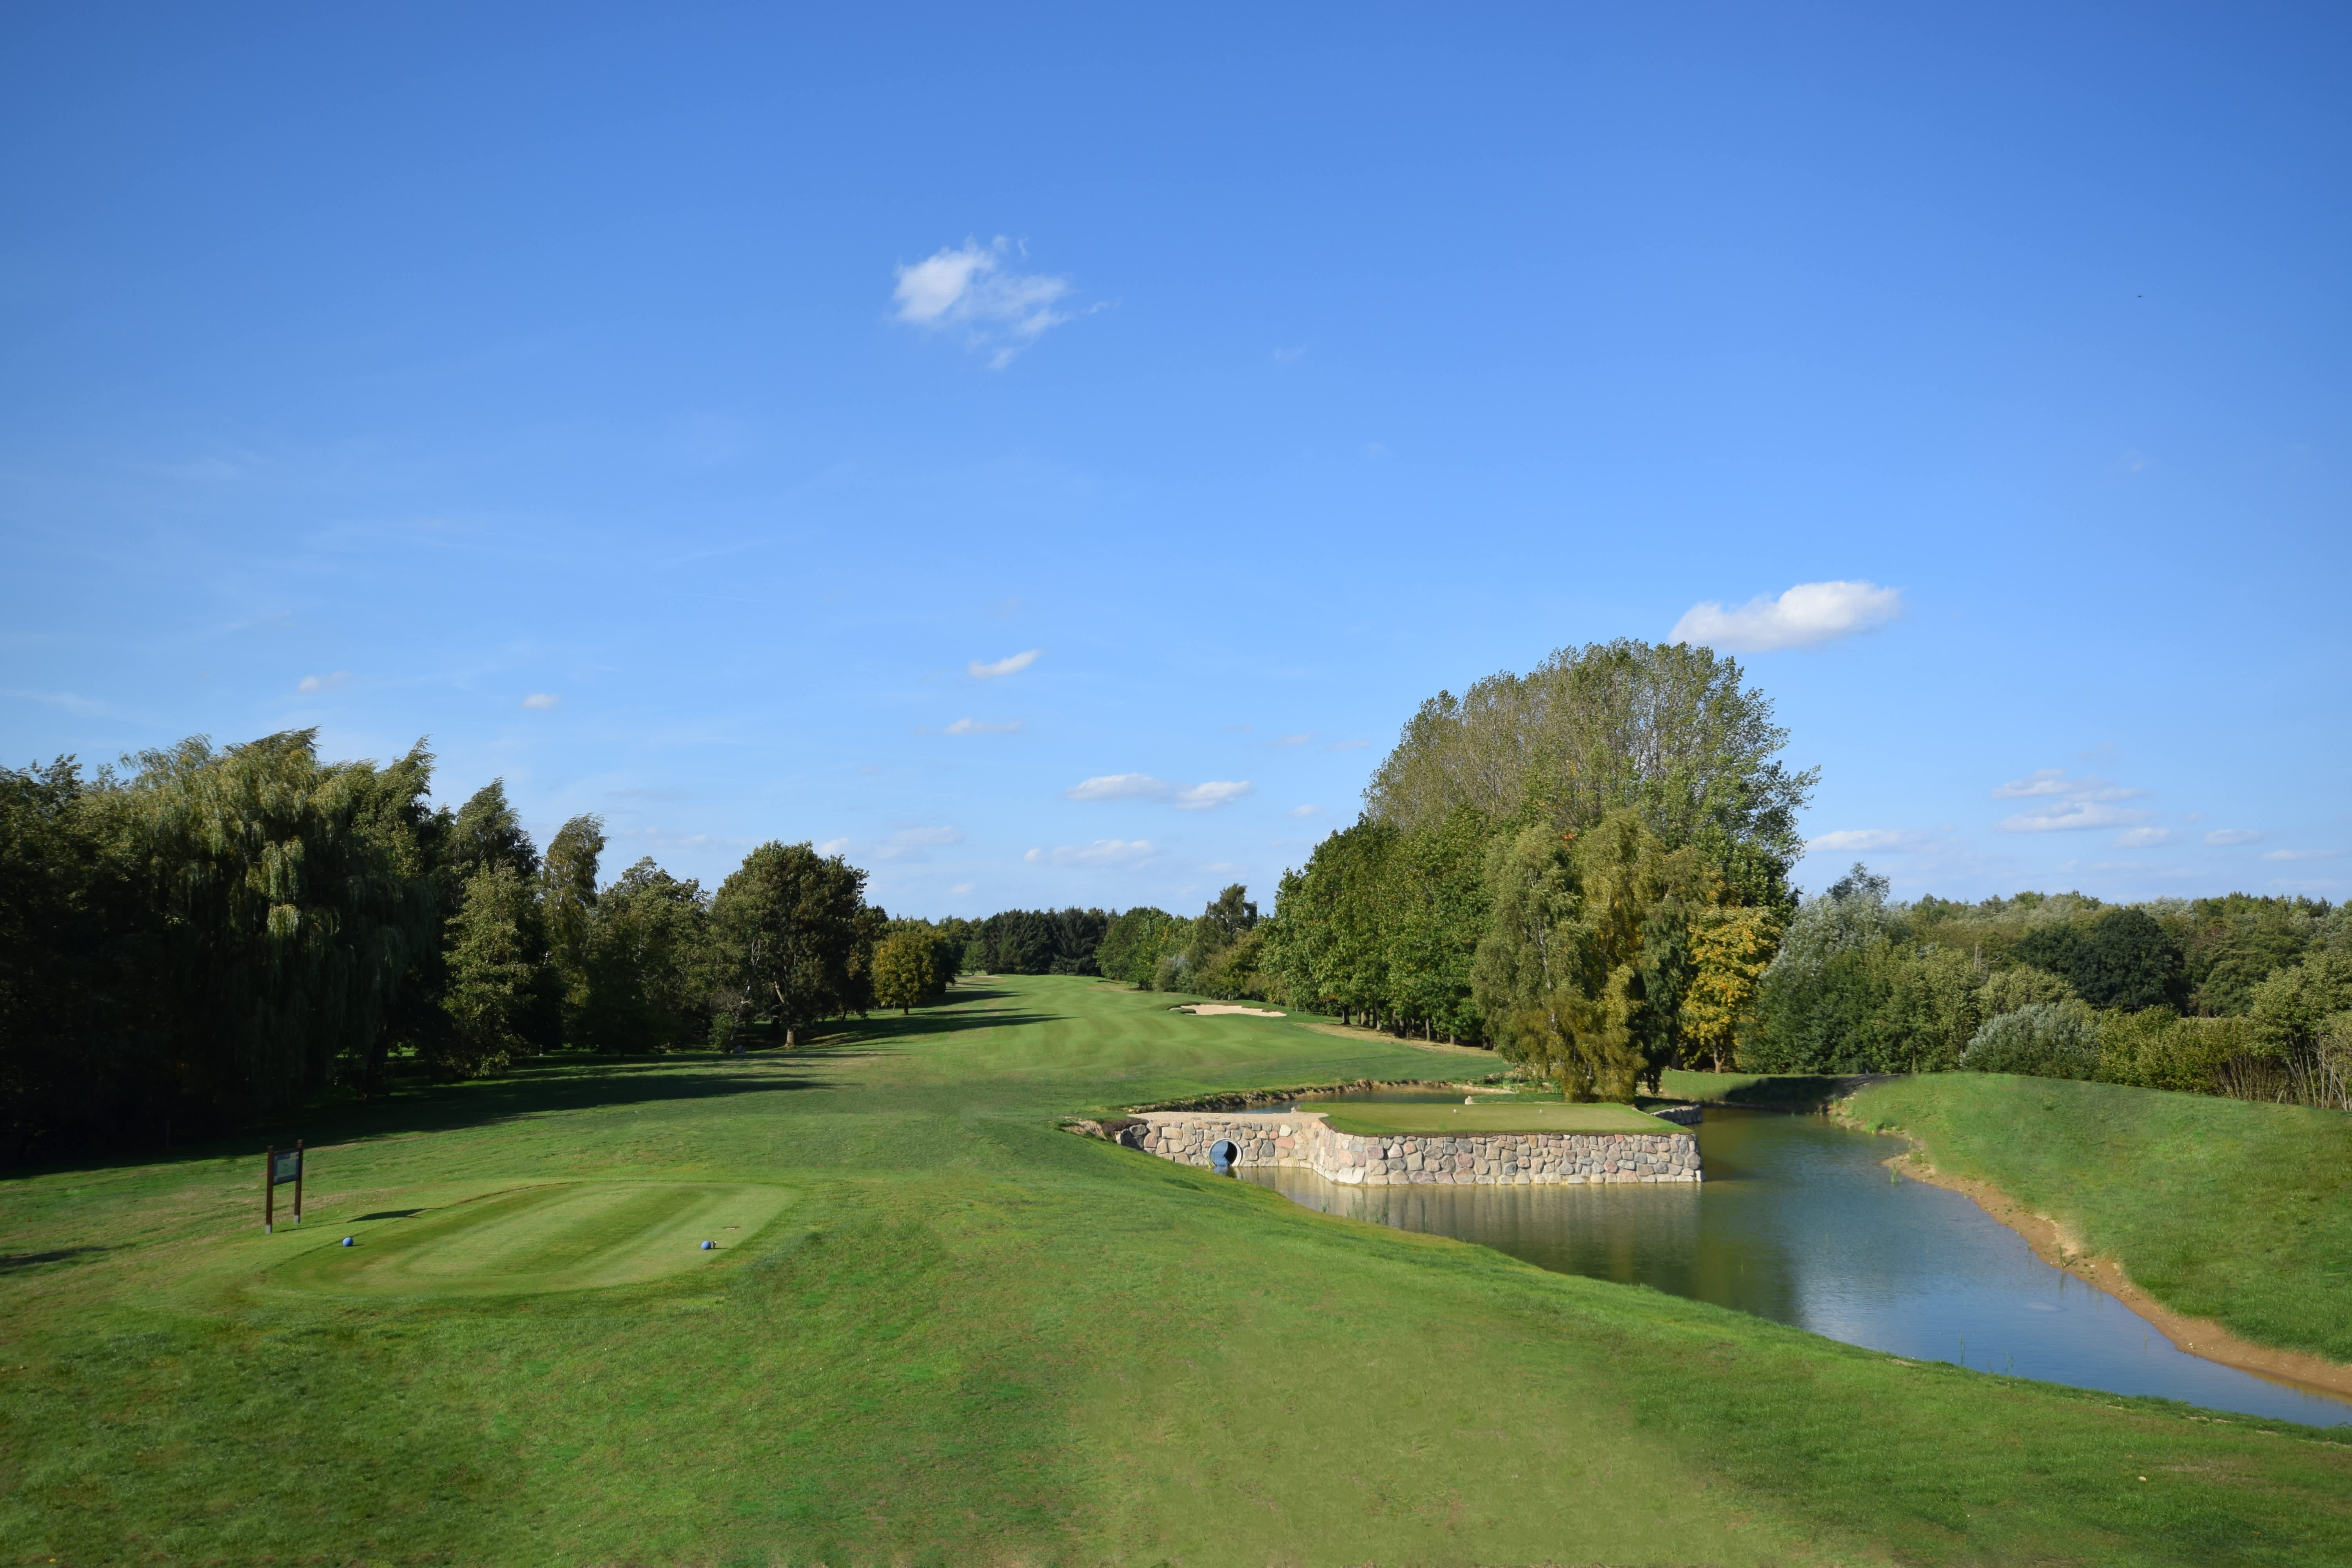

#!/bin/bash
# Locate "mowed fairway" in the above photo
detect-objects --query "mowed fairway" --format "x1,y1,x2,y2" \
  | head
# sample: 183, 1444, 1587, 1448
4, 978, 2349, 1566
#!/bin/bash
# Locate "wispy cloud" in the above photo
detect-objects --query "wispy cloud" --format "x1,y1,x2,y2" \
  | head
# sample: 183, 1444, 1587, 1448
942, 717, 1023, 735
1064, 773, 1254, 811
1326, 739, 1369, 752
4, 688, 130, 718
1275, 732, 1314, 748
969, 649, 1041, 680
893, 238, 1080, 367
1066, 773, 1168, 802
1024, 838, 1155, 867
522, 693, 561, 710
817, 837, 851, 857
2262, 848, 2340, 862
1991, 769, 2153, 833
2205, 829, 2261, 846
1286, 804, 1320, 818
1671, 580, 1904, 653
876, 825, 962, 861
947, 882, 975, 896
1808, 828, 1927, 852
296, 671, 350, 694
2115, 827, 2175, 848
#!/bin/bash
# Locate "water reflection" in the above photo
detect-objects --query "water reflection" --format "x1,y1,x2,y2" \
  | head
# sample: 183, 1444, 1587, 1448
1243, 1106, 2351, 1427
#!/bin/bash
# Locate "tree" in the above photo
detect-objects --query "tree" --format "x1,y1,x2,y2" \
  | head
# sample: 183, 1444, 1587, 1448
438, 862, 559, 1076
2016, 907, 2184, 1011
1472, 811, 1704, 1100
577, 858, 714, 1052
541, 813, 606, 1029
872, 929, 939, 1014
1681, 903, 1779, 1072
1099, 907, 1187, 989
710, 841, 873, 1047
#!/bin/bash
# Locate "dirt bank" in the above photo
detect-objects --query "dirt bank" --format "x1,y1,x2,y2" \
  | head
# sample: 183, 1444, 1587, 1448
1859, 1120, 2352, 1401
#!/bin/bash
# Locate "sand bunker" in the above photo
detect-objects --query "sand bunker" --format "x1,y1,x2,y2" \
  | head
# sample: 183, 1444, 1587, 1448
1174, 1004, 1287, 1018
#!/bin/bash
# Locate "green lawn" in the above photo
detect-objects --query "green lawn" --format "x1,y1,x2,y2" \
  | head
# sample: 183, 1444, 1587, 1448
2, 976, 2347, 1566
1847, 1072, 2352, 1364
1317, 1101, 1669, 1136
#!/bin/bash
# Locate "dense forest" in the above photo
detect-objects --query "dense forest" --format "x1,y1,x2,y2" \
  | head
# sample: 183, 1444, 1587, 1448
0, 734, 962, 1160
9, 642, 2346, 1156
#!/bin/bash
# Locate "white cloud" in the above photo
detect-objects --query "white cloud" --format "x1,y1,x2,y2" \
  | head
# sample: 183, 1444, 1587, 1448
296, 671, 350, 694
2115, 827, 2175, 848
1286, 804, 1320, 818
942, 717, 1023, 735
1998, 801, 2153, 833
1175, 780, 1253, 810
2205, 829, 2261, 846
1326, 739, 1369, 752
969, 649, 1041, 679
817, 837, 851, 856
1670, 580, 1904, 653
1993, 769, 2073, 799
1991, 769, 2154, 833
521, 693, 561, 710
1275, 732, 1314, 748
1064, 773, 1254, 810
1807, 828, 1926, 852
947, 882, 975, 896
1024, 838, 1155, 867
892, 238, 1078, 367
1067, 773, 1168, 802
2262, 848, 2340, 862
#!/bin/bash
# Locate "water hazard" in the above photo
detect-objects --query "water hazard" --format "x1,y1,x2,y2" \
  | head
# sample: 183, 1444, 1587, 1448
1242, 1103, 2352, 1427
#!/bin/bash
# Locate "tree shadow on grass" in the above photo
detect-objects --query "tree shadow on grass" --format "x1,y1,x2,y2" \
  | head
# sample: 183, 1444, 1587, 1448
0, 1245, 113, 1274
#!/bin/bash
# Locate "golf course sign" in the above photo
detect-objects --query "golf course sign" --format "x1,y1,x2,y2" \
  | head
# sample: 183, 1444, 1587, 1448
263, 1141, 303, 1234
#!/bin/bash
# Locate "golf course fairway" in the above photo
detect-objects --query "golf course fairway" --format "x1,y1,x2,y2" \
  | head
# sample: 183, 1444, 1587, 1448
4, 975, 2348, 1566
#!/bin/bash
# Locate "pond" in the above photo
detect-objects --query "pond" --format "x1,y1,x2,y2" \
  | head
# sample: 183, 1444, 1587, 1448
1241, 1104, 2352, 1427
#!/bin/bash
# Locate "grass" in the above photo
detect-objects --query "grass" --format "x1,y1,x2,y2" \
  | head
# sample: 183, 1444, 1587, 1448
1847, 1072, 2352, 1365
0, 977, 2345, 1566
1315, 1101, 1670, 1136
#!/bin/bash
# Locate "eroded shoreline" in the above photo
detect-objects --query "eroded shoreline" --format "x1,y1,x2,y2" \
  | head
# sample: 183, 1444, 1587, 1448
1848, 1110, 2352, 1402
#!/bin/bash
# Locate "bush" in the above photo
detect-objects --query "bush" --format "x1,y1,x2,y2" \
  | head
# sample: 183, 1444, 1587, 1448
1961, 1001, 2102, 1080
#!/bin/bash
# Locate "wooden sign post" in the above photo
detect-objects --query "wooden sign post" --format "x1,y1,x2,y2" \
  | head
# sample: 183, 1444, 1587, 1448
263, 1141, 303, 1234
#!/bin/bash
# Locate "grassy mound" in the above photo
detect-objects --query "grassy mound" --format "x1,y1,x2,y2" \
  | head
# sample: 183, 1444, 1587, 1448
1848, 1072, 2352, 1364
1316, 1101, 1667, 1136
4, 978, 2348, 1566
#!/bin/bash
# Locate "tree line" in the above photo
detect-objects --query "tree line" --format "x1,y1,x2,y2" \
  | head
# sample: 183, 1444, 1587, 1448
0, 732, 963, 1160
1242, 640, 1809, 1100
1746, 871, 2350, 1107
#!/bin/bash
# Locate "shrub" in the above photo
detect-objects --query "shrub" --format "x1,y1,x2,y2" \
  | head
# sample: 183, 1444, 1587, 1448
1961, 1001, 2102, 1079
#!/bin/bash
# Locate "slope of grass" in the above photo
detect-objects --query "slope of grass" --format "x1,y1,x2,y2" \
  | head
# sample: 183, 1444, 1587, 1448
0, 978, 2345, 1566
1316, 1101, 1667, 1136
1847, 1072, 2352, 1365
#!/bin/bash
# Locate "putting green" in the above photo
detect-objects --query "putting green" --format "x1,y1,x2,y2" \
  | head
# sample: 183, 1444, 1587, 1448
1317, 1101, 1670, 1136
270, 1181, 795, 1298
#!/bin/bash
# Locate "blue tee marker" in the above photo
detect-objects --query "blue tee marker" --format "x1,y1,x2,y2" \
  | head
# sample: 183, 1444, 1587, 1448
341, 1237, 354, 1247
700, 1240, 714, 1250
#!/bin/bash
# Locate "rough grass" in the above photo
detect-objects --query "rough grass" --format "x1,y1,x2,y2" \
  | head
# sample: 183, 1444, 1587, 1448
1, 978, 2347, 1566
1316, 1101, 1668, 1136
1847, 1072, 2352, 1364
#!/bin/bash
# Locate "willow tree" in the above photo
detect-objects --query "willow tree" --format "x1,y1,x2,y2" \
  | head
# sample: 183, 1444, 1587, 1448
1471, 810, 1707, 1099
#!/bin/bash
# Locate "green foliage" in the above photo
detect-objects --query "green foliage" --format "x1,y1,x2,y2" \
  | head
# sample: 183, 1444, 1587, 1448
970, 907, 1109, 974
711, 841, 876, 1046
872, 925, 953, 1013
1365, 638, 1816, 906
2014, 907, 2185, 1010
1961, 1000, 2103, 1079
540, 812, 606, 1019
438, 862, 561, 1076
1097, 906, 1188, 988
575, 858, 714, 1052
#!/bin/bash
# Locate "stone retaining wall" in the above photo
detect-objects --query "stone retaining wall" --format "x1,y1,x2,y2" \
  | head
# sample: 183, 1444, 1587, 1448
1116, 1111, 1699, 1185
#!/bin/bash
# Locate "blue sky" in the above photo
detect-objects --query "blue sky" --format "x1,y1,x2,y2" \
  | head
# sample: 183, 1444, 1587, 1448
3, 2, 2347, 916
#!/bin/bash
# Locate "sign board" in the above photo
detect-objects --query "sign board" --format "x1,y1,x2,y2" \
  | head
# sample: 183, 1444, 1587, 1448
263, 1141, 305, 1232
271, 1149, 302, 1187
